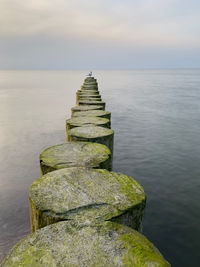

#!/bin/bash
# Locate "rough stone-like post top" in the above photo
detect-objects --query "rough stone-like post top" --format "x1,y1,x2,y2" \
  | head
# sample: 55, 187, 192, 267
72, 110, 111, 120
29, 167, 146, 231
80, 86, 99, 91
79, 95, 101, 99
71, 105, 104, 115
66, 116, 110, 129
1, 221, 171, 267
68, 125, 113, 139
84, 76, 96, 82
40, 142, 112, 175
84, 77, 97, 83
84, 81, 97, 85
68, 125, 114, 151
76, 91, 101, 105
78, 90, 100, 95
78, 98, 102, 104
78, 100, 105, 109
81, 84, 98, 90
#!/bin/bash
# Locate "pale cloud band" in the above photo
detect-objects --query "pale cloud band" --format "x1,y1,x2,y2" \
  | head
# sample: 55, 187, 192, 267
0, 0, 200, 68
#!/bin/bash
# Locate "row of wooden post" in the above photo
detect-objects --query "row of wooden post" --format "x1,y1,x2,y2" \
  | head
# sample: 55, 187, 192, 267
1, 76, 170, 266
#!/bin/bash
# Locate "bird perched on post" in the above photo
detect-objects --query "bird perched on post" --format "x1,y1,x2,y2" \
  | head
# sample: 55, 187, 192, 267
87, 71, 92, 77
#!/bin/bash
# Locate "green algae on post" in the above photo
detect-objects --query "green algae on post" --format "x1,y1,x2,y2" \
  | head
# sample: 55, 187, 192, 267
78, 86, 100, 94
76, 91, 101, 105
78, 89, 100, 95
83, 80, 97, 85
81, 85, 98, 90
83, 82, 98, 87
29, 167, 146, 232
66, 117, 110, 140
84, 76, 96, 82
68, 125, 114, 156
77, 97, 102, 105
71, 105, 104, 116
79, 95, 101, 100
66, 116, 110, 129
72, 110, 111, 121
78, 100, 106, 109
1, 221, 170, 267
77, 98, 102, 105
40, 142, 112, 175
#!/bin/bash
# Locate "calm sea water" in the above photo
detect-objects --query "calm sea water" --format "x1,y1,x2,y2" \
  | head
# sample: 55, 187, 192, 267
0, 70, 200, 266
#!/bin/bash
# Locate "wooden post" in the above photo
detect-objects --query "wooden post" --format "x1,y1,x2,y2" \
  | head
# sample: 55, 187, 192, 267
66, 116, 110, 140
71, 105, 104, 116
29, 167, 146, 232
72, 110, 111, 121
40, 142, 112, 174
1, 221, 170, 267
78, 100, 106, 110
68, 125, 114, 156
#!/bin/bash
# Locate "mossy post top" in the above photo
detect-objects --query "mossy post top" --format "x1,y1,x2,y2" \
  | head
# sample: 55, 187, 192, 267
40, 142, 111, 170
29, 167, 145, 223
81, 85, 98, 90
79, 100, 105, 104
1, 221, 170, 267
79, 93, 101, 97
78, 98, 102, 103
71, 105, 104, 114
78, 100, 105, 110
72, 110, 111, 120
84, 76, 96, 82
83, 79, 97, 84
66, 116, 110, 128
69, 125, 113, 139
83, 78, 97, 82
84, 81, 97, 85
79, 95, 101, 99
77, 90, 100, 95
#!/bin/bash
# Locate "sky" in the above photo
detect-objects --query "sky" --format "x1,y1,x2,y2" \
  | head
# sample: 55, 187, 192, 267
1, 0, 200, 69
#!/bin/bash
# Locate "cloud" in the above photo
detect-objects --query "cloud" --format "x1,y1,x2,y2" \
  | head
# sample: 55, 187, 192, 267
0, 0, 200, 68
0, 0, 200, 47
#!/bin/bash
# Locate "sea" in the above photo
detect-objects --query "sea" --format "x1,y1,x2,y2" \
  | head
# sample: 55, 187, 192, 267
0, 70, 200, 266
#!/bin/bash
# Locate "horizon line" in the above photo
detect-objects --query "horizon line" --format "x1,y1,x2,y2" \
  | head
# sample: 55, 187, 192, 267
0, 68, 200, 71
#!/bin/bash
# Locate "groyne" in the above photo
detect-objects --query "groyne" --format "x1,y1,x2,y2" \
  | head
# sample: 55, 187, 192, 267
1, 76, 170, 266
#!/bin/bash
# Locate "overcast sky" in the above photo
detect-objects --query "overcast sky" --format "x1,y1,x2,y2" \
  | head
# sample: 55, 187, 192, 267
1, 0, 200, 69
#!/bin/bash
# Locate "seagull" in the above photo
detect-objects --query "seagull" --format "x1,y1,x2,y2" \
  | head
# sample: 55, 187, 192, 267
87, 71, 92, 77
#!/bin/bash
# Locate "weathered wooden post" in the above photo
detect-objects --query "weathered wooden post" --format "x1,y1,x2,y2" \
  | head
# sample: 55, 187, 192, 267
29, 167, 146, 232
79, 95, 101, 100
76, 91, 101, 104
72, 110, 111, 121
77, 96, 102, 105
40, 142, 112, 175
66, 117, 110, 140
77, 89, 100, 95
81, 83, 98, 90
68, 125, 114, 156
1, 221, 170, 267
71, 105, 104, 116
78, 100, 106, 109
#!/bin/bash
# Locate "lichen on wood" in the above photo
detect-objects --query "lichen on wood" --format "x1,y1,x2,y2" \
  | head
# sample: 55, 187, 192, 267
29, 167, 146, 232
1, 221, 170, 267
40, 142, 112, 175
66, 117, 110, 140
72, 110, 111, 121
78, 100, 105, 110
68, 125, 114, 155
71, 105, 104, 116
